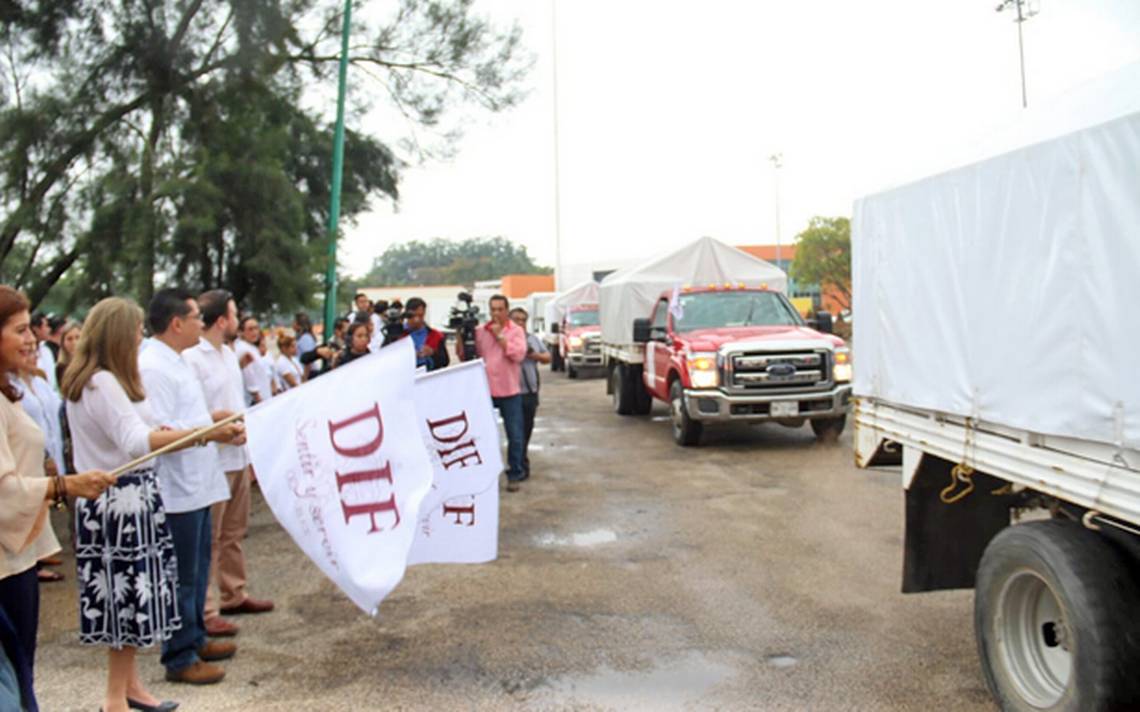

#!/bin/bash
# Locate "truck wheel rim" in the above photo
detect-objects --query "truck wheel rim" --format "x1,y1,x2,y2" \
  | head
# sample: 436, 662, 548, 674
671, 390, 684, 434
997, 570, 1072, 707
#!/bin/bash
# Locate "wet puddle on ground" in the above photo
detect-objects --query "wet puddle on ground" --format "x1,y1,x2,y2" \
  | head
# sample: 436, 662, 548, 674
534, 528, 619, 548
533, 651, 735, 710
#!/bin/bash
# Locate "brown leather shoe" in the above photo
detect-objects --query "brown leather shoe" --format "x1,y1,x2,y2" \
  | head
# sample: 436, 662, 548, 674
165, 660, 225, 685
198, 640, 237, 662
220, 596, 274, 615
204, 617, 239, 637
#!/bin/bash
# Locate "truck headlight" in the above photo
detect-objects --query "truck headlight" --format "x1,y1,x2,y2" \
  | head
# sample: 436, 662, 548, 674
833, 348, 852, 383
688, 353, 719, 389
568, 336, 584, 350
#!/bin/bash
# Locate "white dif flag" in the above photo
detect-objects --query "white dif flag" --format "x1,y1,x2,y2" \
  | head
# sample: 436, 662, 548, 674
245, 338, 433, 614
408, 360, 503, 565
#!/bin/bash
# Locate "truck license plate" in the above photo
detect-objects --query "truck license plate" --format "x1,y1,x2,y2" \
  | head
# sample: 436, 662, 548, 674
771, 401, 799, 417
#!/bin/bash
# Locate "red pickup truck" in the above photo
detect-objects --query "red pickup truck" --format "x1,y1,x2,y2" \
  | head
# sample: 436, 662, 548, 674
614, 285, 851, 445
557, 303, 603, 378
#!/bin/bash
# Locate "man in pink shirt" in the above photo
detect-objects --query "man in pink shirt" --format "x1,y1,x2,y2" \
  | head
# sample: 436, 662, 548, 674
457, 294, 528, 491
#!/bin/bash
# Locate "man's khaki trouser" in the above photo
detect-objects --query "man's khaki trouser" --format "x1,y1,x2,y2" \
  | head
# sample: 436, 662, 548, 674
205, 466, 250, 619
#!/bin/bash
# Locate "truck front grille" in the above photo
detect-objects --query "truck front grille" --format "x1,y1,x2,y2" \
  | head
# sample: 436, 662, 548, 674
729, 350, 829, 390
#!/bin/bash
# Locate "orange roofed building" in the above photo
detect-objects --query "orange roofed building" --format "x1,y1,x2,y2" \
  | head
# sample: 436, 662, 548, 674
499, 274, 555, 300
735, 244, 848, 317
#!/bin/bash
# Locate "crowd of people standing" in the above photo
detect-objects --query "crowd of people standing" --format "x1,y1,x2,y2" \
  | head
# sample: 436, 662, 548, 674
0, 285, 552, 711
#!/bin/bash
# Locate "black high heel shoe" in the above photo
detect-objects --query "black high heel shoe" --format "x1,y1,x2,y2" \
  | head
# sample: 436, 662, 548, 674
127, 699, 180, 712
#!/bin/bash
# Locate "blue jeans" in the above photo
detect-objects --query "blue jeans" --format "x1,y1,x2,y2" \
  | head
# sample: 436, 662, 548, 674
493, 395, 526, 481
162, 507, 212, 672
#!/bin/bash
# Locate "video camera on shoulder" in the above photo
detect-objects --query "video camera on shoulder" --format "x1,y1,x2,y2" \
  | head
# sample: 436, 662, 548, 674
381, 299, 408, 345
449, 292, 480, 361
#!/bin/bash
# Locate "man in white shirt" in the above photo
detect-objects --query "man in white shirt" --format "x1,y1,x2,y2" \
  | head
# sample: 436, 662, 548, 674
185, 291, 276, 641
140, 288, 241, 685
31, 312, 59, 390
233, 316, 271, 405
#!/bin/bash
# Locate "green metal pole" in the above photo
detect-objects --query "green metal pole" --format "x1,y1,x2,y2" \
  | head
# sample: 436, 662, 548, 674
323, 0, 353, 341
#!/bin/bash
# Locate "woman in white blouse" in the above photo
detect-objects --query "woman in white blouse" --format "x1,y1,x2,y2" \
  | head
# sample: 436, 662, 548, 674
0, 286, 116, 712
273, 332, 303, 390
62, 297, 243, 712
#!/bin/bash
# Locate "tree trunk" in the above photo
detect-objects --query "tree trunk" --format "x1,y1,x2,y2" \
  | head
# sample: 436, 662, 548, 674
135, 100, 166, 305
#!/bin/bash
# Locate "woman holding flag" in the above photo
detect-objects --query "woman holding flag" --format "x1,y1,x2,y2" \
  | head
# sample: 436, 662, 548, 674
62, 297, 243, 712
0, 285, 117, 712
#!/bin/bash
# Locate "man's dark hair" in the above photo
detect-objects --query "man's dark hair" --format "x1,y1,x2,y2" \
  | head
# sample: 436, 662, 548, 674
30, 311, 48, 328
373, 300, 388, 315
48, 314, 67, 333
334, 317, 348, 331
489, 294, 509, 309
354, 292, 368, 301
239, 315, 259, 331
405, 297, 426, 313
148, 288, 195, 334
294, 312, 312, 334
509, 307, 527, 319
198, 289, 233, 329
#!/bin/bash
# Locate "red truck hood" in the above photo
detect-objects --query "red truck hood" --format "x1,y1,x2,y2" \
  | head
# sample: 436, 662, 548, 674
676, 325, 845, 352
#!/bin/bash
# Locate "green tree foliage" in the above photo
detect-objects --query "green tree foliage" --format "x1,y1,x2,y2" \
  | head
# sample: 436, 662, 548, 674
0, 1, 529, 311
790, 216, 851, 311
359, 236, 551, 286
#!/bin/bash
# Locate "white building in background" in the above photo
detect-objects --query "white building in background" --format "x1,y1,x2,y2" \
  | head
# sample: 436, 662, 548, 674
358, 285, 466, 330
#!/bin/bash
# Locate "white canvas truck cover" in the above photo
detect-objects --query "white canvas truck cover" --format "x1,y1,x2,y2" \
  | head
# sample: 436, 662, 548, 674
599, 236, 787, 345
543, 280, 600, 329
852, 62, 1140, 449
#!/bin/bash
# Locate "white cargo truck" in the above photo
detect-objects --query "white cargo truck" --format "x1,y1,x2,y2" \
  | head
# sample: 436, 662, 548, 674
853, 67, 1140, 711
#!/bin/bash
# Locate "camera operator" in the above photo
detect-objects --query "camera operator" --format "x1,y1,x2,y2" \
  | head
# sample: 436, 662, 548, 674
456, 294, 528, 491
380, 300, 408, 348
401, 297, 448, 371
368, 300, 388, 352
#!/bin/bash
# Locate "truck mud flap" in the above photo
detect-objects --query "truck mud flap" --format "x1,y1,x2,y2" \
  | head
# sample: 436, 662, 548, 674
902, 457, 1011, 593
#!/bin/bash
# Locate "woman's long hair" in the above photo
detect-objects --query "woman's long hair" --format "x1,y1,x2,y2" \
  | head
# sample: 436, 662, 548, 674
0, 285, 30, 403
61, 297, 146, 403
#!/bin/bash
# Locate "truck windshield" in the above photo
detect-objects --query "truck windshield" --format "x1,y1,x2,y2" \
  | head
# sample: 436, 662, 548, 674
674, 291, 801, 332
567, 310, 599, 326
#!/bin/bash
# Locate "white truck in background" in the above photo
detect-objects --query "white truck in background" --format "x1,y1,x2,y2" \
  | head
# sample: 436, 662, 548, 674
853, 66, 1140, 711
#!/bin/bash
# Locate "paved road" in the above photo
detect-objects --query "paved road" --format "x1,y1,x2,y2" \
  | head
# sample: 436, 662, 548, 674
36, 373, 995, 711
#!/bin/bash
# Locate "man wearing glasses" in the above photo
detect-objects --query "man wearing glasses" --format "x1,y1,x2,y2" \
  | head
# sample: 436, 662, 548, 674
139, 289, 242, 684
510, 307, 551, 482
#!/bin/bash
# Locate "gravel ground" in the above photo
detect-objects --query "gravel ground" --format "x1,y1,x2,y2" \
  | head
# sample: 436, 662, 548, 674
34, 373, 995, 711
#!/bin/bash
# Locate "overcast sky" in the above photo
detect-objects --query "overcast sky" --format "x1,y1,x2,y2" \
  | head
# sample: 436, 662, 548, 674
340, 0, 1140, 282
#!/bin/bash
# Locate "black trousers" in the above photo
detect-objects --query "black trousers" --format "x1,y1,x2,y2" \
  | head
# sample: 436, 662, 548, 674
0, 567, 39, 712
521, 392, 539, 477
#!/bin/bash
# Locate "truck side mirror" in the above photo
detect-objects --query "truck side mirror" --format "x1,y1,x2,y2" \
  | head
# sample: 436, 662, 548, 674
551, 322, 560, 334
632, 318, 652, 343
811, 311, 834, 334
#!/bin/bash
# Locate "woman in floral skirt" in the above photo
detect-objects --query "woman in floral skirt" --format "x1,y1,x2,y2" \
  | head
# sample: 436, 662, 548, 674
61, 297, 243, 712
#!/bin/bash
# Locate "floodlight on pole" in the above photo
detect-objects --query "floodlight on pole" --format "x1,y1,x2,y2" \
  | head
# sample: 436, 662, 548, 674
323, 0, 353, 341
769, 153, 783, 270
996, 0, 1039, 108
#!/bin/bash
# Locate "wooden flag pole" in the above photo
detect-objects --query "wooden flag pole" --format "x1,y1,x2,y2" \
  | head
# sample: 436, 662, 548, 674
109, 411, 245, 478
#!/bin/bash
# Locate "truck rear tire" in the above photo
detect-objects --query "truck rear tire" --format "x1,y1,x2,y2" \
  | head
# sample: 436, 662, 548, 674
810, 414, 846, 442
975, 520, 1140, 712
611, 365, 634, 415
669, 380, 702, 446
632, 368, 653, 416
567, 363, 578, 379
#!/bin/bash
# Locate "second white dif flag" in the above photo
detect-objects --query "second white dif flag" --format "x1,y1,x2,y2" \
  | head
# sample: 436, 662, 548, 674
244, 338, 502, 615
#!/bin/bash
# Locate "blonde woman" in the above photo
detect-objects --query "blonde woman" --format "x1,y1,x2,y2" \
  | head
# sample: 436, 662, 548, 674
0, 286, 116, 712
272, 332, 303, 390
62, 297, 243, 712
53, 320, 81, 387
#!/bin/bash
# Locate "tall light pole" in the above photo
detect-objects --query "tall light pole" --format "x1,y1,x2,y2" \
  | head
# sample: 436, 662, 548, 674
323, 0, 353, 339
769, 153, 783, 269
996, 0, 1039, 108
550, 0, 564, 291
